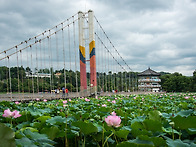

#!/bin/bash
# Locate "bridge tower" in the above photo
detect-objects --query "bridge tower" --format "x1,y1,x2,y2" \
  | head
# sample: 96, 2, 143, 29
78, 10, 97, 96
88, 10, 97, 96
78, 11, 87, 95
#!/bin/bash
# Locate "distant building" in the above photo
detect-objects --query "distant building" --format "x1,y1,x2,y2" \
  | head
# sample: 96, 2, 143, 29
26, 72, 51, 78
137, 67, 161, 92
54, 72, 62, 78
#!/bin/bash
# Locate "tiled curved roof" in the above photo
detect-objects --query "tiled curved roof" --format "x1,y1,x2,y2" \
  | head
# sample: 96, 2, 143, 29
138, 67, 160, 76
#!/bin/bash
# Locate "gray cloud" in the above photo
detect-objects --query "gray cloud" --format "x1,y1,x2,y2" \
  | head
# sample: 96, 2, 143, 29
0, 0, 195, 76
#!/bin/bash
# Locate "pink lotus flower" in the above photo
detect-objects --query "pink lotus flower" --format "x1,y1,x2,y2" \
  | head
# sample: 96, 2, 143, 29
36, 98, 40, 101
12, 110, 22, 118
107, 99, 111, 102
2, 109, 13, 118
2, 109, 21, 118
43, 99, 47, 102
15, 101, 20, 104
85, 98, 90, 102
184, 96, 189, 99
69, 99, 71, 102
112, 100, 116, 104
102, 104, 107, 107
105, 113, 121, 127
63, 100, 67, 104
63, 104, 68, 107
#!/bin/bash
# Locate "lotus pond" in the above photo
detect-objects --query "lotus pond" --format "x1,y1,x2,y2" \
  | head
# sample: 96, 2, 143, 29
0, 93, 196, 147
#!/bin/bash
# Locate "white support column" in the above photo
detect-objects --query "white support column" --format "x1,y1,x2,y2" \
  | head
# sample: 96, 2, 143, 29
78, 11, 87, 96
88, 10, 97, 96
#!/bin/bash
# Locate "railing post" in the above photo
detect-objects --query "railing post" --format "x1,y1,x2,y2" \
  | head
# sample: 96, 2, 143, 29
88, 10, 97, 96
78, 11, 87, 96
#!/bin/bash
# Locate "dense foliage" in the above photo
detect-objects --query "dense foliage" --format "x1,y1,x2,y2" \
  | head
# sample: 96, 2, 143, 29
0, 66, 195, 93
0, 66, 138, 93
160, 72, 196, 92
0, 93, 195, 146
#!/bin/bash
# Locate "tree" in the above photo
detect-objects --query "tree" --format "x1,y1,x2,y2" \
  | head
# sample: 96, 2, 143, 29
160, 72, 192, 92
192, 70, 196, 91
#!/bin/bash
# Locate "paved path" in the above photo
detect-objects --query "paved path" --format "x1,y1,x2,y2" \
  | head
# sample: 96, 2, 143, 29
0, 91, 164, 102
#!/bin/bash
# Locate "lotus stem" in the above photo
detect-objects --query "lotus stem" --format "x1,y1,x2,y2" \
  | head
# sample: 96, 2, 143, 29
102, 132, 114, 147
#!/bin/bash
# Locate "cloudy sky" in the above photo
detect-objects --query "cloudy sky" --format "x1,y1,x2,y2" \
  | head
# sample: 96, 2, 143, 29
0, 0, 196, 76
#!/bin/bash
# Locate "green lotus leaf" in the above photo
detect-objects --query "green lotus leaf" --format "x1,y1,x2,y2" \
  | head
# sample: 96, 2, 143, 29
172, 115, 196, 130
143, 119, 163, 132
117, 141, 137, 147
98, 107, 112, 113
93, 123, 106, 132
0, 123, 16, 147
20, 127, 38, 133
27, 106, 42, 116
131, 121, 145, 130
166, 138, 189, 147
162, 127, 181, 135
22, 129, 56, 145
16, 121, 31, 129
117, 138, 154, 147
138, 135, 166, 147
72, 121, 98, 135
36, 116, 51, 123
115, 129, 130, 139
148, 110, 161, 122
40, 126, 60, 140
46, 116, 72, 125
131, 115, 146, 124
187, 128, 196, 135
121, 126, 132, 131
176, 109, 194, 117
15, 137, 36, 147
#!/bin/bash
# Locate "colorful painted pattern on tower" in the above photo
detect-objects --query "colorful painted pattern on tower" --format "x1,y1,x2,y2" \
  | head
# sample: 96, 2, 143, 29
79, 45, 87, 90
89, 40, 97, 87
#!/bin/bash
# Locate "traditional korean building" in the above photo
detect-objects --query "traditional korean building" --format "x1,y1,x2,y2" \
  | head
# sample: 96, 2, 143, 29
137, 67, 161, 92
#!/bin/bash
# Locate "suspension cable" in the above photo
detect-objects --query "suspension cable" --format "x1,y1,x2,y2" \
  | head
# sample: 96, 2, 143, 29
95, 33, 127, 72
7, 56, 12, 100
94, 16, 132, 72
62, 24, 67, 91
0, 13, 78, 56
73, 17, 79, 95
43, 33, 46, 93
20, 50, 24, 100
30, 45, 34, 98
5, 52, 9, 94
68, 21, 72, 92
36, 42, 39, 94
0, 17, 80, 61
26, 41, 30, 93
39, 39, 43, 93
16, 46, 20, 96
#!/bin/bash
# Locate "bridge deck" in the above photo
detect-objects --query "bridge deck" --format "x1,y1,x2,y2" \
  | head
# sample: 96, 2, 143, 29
0, 92, 163, 102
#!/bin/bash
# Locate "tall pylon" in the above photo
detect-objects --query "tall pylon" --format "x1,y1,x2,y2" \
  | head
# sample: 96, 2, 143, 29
78, 11, 87, 96
78, 10, 97, 96
88, 10, 97, 96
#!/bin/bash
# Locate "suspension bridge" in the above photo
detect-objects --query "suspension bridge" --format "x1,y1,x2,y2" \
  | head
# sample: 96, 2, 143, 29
0, 10, 138, 101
